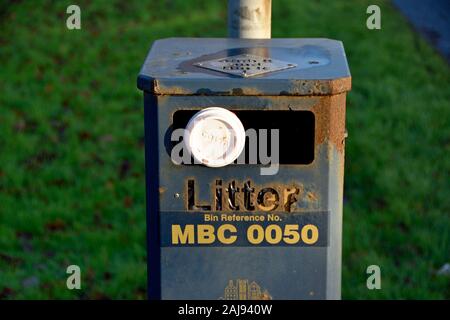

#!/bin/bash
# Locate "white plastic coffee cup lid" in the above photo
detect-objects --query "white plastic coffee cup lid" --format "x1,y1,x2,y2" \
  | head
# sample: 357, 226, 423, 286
184, 107, 245, 167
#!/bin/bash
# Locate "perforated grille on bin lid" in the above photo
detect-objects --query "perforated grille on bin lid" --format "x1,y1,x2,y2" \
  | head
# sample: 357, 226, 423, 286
137, 38, 351, 96
194, 54, 297, 78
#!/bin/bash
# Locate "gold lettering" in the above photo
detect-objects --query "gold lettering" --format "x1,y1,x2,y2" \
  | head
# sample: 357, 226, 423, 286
172, 225, 195, 244
217, 224, 237, 244
301, 224, 319, 244
197, 224, 215, 244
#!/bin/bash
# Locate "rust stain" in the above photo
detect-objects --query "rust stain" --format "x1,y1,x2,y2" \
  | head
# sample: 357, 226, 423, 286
312, 93, 347, 154
153, 82, 191, 95
328, 93, 347, 154
159, 187, 167, 194
152, 76, 351, 96
234, 87, 264, 95
330, 77, 352, 94
289, 77, 351, 96
306, 191, 318, 202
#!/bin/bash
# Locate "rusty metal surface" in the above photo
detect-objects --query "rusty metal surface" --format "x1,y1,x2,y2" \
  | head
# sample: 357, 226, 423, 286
137, 38, 351, 96
144, 93, 346, 299
138, 37, 351, 300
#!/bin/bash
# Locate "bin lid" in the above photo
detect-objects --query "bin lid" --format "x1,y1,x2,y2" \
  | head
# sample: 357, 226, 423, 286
137, 38, 351, 96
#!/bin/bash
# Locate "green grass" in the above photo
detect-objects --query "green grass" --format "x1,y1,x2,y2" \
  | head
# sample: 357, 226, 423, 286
0, 0, 449, 299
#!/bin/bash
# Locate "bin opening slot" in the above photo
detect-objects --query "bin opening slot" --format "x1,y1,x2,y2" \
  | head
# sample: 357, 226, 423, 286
172, 109, 315, 165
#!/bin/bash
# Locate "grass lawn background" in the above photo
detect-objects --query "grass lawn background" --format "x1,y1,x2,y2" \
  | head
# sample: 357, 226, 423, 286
0, 0, 449, 299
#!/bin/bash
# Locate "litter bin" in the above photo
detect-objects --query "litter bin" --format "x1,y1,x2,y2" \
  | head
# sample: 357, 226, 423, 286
137, 37, 351, 299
